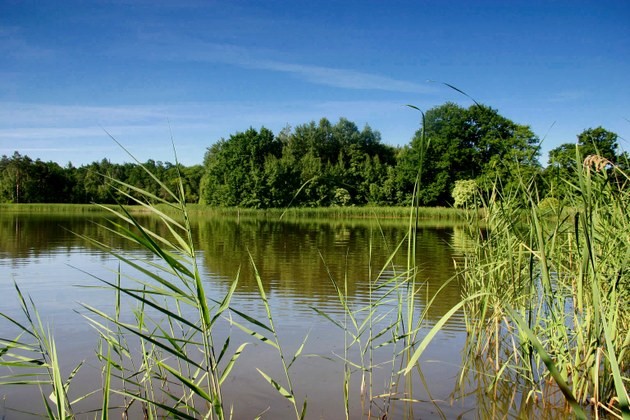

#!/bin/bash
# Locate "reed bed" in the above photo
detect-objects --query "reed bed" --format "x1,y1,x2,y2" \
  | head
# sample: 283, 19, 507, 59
457, 155, 630, 419
0, 202, 469, 222
0, 203, 116, 214
167, 204, 468, 222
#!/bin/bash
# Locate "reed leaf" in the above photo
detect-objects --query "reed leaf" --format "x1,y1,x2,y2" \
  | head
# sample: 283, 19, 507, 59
256, 369, 296, 404
507, 307, 587, 419
403, 293, 484, 375
219, 342, 249, 385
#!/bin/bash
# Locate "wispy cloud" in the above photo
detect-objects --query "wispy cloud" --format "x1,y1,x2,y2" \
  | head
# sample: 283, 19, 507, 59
129, 35, 434, 94
246, 60, 433, 94
0, 99, 418, 129
0, 102, 173, 126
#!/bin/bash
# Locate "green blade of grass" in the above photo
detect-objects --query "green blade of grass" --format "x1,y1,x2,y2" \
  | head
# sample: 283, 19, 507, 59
403, 293, 485, 375
507, 307, 587, 419
219, 342, 249, 385
256, 368, 296, 404
227, 319, 279, 350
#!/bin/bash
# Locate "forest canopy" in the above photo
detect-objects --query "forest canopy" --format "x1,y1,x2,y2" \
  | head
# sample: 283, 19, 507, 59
1, 102, 624, 207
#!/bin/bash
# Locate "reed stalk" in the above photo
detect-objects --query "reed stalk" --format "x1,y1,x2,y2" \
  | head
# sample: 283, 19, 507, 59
72, 142, 246, 418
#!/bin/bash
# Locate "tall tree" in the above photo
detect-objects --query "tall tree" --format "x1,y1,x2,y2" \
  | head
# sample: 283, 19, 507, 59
0, 152, 74, 203
200, 127, 281, 207
398, 103, 540, 206
546, 126, 620, 197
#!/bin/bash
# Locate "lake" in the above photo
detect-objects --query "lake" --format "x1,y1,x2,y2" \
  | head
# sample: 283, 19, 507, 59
0, 210, 534, 419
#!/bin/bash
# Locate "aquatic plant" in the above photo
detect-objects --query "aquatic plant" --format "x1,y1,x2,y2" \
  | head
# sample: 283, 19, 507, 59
458, 152, 630, 418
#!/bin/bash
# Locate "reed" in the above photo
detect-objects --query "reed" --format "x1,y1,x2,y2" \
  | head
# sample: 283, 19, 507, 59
1, 149, 247, 418
0, 282, 85, 418
76, 152, 248, 419
162, 203, 469, 222
307, 108, 478, 419
457, 154, 630, 418
0, 203, 115, 214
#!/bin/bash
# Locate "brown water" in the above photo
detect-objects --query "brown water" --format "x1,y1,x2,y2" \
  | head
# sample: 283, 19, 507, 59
0, 212, 563, 419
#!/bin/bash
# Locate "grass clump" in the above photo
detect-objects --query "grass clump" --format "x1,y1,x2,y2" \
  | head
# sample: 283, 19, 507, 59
1, 152, 248, 418
458, 155, 630, 418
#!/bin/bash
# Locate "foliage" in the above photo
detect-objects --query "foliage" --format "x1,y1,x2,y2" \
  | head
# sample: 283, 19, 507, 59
0, 152, 203, 205
0, 282, 82, 419
458, 152, 630, 418
451, 179, 478, 208
0, 152, 72, 203
332, 187, 351, 206
2, 110, 623, 214
537, 196, 560, 212
398, 103, 540, 206
198, 118, 397, 208
200, 127, 282, 208
544, 127, 621, 198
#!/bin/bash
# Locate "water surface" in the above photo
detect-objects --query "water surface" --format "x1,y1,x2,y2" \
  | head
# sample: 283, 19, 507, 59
0, 211, 516, 418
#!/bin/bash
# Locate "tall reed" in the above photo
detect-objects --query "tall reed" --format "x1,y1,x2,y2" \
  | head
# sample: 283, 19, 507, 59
309, 108, 478, 419
0, 282, 84, 418
76, 147, 249, 419
458, 154, 629, 418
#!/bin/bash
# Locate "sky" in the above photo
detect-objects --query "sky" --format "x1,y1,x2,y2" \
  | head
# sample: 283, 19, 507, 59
1, 0, 629, 167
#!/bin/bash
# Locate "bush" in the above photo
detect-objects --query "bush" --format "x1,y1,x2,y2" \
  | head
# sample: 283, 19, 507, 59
452, 179, 478, 208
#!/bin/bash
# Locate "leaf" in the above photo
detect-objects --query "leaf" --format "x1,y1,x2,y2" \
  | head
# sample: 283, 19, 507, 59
403, 293, 485, 375
257, 369, 295, 404
507, 307, 587, 419
227, 319, 279, 350
219, 342, 249, 385
157, 360, 214, 403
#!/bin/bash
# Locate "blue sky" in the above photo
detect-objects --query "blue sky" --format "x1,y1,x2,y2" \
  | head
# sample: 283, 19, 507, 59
1, 0, 628, 166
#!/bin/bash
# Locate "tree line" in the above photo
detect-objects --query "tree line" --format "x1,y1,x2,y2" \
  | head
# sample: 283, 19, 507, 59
0, 155, 204, 204
1, 102, 625, 207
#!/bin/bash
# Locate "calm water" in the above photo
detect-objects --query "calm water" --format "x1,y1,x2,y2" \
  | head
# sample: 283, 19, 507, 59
0, 212, 527, 418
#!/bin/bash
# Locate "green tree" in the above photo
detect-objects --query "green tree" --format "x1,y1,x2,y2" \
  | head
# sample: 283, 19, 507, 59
0, 152, 29, 203
200, 127, 281, 207
0, 152, 74, 203
283, 118, 394, 206
398, 103, 540, 206
545, 127, 620, 198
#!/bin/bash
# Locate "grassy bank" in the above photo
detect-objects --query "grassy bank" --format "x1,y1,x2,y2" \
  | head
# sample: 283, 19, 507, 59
0, 202, 470, 222
180, 204, 468, 221
0, 203, 115, 213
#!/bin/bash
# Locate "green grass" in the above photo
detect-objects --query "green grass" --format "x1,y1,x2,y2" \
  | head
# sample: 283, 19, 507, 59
164, 203, 469, 221
0, 202, 469, 220
457, 154, 630, 419
0, 202, 471, 226
0, 203, 113, 213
